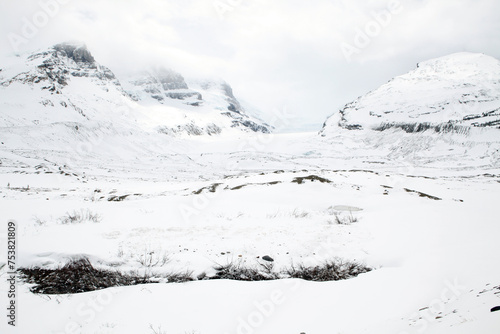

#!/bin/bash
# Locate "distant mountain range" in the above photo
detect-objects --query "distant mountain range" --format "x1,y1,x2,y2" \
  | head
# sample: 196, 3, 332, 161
0, 42, 271, 136
1, 45, 499, 170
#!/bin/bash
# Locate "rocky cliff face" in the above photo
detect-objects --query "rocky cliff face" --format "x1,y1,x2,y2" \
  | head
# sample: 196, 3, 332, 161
124, 69, 271, 134
190, 79, 271, 134
125, 68, 202, 105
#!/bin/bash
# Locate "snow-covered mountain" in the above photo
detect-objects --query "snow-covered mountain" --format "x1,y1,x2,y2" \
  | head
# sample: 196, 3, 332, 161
122, 68, 271, 135
0, 42, 270, 136
317, 52, 500, 169
320, 52, 500, 135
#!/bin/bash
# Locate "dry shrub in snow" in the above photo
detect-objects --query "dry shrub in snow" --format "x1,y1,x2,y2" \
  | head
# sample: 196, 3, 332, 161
18, 257, 372, 294
59, 209, 101, 224
18, 258, 138, 294
286, 258, 371, 281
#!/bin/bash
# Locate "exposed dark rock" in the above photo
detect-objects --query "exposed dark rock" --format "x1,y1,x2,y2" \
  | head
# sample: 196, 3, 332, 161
292, 175, 332, 184
127, 68, 209, 106
403, 188, 442, 201
344, 124, 363, 130
166, 91, 202, 100
152, 94, 164, 102
53, 43, 95, 63
156, 68, 188, 90
238, 120, 271, 133
373, 122, 471, 134
108, 194, 130, 202
205, 123, 222, 135
129, 68, 188, 93
227, 103, 239, 113
221, 82, 236, 100
158, 122, 221, 136
221, 112, 271, 134
193, 183, 223, 195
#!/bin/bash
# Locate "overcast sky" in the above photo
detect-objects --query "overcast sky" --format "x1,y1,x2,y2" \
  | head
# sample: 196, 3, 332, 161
1, 0, 500, 131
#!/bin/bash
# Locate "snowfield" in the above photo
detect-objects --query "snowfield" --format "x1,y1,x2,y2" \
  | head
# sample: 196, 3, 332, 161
1, 130, 500, 334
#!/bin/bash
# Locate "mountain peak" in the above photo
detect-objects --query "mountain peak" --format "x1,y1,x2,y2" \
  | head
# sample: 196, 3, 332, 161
417, 52, 498, 67
53, 42, 95, 64
413, 52, 500, 81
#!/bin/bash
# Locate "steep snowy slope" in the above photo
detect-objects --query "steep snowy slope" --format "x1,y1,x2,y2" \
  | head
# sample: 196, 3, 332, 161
317, 52, 500, 169
321, 52, 500, 133
0, 42, 270, 138
122, 68, 271, 135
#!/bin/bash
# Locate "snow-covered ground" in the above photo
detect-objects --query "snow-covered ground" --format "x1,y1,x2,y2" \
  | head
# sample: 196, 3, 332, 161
1, 129, 499, 334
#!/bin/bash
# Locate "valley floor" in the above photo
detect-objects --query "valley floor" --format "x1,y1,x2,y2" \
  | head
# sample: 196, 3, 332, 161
0, 132, 499, 333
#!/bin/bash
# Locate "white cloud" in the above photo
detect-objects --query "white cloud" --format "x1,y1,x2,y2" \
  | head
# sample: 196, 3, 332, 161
1, 0, 499, 131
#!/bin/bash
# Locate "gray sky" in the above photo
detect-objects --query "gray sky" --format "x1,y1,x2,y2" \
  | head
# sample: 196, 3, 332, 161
1, 0, 500, 131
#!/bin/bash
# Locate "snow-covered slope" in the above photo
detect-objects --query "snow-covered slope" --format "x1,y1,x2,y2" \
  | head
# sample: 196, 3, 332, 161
0, 42, 270, 137
0, 43, 131, 127
321, 52, 500, 133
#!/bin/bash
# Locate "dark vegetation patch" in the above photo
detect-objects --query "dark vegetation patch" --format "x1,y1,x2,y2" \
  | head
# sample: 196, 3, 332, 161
18, 258, 143, 294
205, 258, 371, 282
19, 257, 372, 294
59, 209, 101, 224
292, 175, 332, 184
285, 259, 372, 281
331, 211, 358, 225
404, 188, 442, 201
209, 262, 279, 281
19, 258, 195, 294
157, 271, 194, 284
